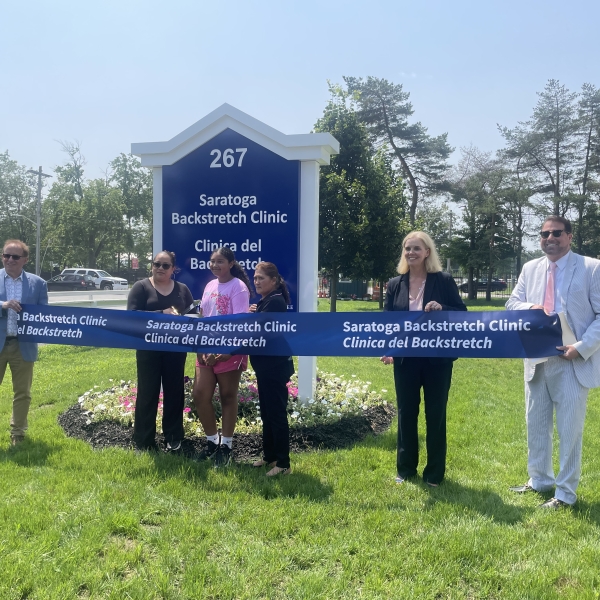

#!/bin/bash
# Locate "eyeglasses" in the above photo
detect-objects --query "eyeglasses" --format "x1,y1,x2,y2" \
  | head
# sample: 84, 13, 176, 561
540, 230, 565, 239
2, 253, 24, 261
152, 261, 173, 269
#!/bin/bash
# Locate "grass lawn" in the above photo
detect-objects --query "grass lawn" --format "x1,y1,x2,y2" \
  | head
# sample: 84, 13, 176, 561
1, 301, 600, 599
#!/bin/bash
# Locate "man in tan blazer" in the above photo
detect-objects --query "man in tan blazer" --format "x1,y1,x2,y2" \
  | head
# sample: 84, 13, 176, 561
506, 216, 600, 508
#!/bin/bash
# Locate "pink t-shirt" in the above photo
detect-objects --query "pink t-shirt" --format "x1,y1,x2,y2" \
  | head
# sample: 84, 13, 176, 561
201, 277, 250, 317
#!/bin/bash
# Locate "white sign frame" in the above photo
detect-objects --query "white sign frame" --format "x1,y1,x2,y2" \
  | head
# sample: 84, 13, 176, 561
132, 103, 339, 402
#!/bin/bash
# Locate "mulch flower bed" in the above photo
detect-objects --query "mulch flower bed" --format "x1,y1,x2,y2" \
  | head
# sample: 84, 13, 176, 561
58, 402, 396, 462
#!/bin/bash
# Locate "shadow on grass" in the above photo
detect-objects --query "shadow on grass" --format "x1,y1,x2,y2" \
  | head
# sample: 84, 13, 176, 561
357, 430, 530, 523
0, 439, 56, 466
422, 479, 528, 524
567, 499, 600, 525
139, 451, 334, 502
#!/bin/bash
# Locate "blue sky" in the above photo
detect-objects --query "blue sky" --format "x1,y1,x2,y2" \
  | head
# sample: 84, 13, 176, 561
1, 0, 598, 179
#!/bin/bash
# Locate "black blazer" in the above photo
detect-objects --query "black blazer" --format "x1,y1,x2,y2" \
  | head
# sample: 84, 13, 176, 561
385, 271, 467, 363
249, 290, 295, 379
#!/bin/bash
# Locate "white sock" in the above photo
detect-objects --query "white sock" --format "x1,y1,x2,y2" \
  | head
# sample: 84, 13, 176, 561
207, 433, 220, 445
221, 436, 233, 448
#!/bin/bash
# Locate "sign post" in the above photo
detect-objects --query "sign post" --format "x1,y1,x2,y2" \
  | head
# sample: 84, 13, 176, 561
132, 104, 339, 401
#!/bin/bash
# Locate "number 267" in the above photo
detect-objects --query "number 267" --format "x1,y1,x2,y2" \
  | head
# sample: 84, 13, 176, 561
209, 148, 247, 168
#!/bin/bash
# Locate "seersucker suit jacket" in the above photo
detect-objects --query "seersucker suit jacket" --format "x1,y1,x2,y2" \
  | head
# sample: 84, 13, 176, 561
506, 252, 600, 388
0, 268, 49, 362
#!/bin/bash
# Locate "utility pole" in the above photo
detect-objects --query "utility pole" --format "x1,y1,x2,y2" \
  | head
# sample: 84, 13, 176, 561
26, 166, 52, 276
446, 211, 453, 273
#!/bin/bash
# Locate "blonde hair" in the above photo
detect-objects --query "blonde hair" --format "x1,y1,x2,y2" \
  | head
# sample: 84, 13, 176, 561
396, 231, 442, 274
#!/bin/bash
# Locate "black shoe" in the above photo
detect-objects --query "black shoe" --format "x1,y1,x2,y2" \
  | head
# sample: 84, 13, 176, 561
193, 440, 219, 461
509, 483, 537, 494
165, 440, 182, 454
539, 497, 570, 510
213, 444, 232, 468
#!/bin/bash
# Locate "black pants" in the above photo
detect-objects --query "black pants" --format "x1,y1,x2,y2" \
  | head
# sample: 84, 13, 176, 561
134, 350, 186, 449
256, 371, 291, 468
393, 357, 454, 484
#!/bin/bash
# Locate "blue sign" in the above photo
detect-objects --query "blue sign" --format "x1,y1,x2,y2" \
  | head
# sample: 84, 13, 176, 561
162, 128, 299, 309
17, 305, 564, 359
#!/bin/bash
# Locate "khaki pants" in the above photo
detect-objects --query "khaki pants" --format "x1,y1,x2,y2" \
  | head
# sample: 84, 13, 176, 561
0, 338, 34, 437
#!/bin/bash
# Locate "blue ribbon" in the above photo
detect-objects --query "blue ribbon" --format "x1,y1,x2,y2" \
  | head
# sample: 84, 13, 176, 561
16, 304, 563, 358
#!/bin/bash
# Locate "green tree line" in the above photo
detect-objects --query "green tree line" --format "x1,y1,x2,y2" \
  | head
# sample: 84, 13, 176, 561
0, 143, 152, 278
1, 77, 598, 304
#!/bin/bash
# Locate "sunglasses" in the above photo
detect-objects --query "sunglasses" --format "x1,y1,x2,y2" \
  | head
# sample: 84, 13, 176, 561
152, 261, 173, 269
2, 253, 24, 260
540, 229, 565, 239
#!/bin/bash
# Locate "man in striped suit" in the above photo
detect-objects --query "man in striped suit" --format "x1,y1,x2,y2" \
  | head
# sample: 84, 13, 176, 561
506, 216, 600, 508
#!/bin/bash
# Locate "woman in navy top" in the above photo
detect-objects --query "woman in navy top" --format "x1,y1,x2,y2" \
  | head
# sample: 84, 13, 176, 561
249, 262, 294, 476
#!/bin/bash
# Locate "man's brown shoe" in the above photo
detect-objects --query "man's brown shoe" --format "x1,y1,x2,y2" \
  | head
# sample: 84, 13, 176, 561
10, 435, 24, 447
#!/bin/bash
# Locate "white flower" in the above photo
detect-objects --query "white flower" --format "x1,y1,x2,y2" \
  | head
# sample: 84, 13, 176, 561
321, 400, 328, 405
291, 411, 299, 419
352, 374, 357, 378
366, 381, 371, 385
381, 389, 388, 393
96, 403, 106, 411
308, 399, 315, 404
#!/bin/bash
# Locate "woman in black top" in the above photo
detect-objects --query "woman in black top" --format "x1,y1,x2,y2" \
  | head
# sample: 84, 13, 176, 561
127, 251, 193, 452
383, 231, 466, 486
249, 262, 294, 476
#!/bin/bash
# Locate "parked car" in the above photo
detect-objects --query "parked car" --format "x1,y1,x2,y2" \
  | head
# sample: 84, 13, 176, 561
459, 278, 508, 293
46, 274, 96, 291
61, 268, 128, 290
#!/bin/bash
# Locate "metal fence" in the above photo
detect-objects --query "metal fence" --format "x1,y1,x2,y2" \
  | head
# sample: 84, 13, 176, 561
452, 272, 515, 300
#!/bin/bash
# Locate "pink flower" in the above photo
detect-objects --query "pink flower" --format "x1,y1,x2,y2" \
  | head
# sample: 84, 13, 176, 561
183, 407, 191, 413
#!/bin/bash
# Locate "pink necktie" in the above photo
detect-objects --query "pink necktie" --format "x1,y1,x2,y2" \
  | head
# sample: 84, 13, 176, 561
544, 261, 557, 313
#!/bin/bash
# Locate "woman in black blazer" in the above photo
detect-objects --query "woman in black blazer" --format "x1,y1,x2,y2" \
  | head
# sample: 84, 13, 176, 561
383, 231, 466, 486
249, 262, 295, 476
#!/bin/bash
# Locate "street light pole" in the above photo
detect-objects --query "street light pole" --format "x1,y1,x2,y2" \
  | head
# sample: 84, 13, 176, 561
26, 166, 52, 276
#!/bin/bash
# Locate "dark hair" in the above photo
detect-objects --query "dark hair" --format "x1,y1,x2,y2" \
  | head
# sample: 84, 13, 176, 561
254, 261, 291, 304
211, 247, 251, 291
152, 250, 181, 275
3, 239, 29, 257
542, 215, 572, 235
154, 250, 176, 267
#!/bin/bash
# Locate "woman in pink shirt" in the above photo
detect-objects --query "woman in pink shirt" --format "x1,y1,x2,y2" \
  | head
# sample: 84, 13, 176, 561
193, 246, 251, 467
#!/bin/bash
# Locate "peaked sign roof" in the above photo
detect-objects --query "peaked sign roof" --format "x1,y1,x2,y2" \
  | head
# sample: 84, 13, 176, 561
131, 103, 339, 167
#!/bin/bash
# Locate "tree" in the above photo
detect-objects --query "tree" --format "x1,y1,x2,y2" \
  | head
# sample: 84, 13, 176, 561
449, 148, 513, 300
315, 88, 372, 312
0, 151, 38, 260
344, 76, 453, 225
499, 79, 579, 216
357, 151, 409, 309
44, 144, 126, 269
571, 83, 600, 253
109, 153, 153, 266
414, 200, 455, 267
